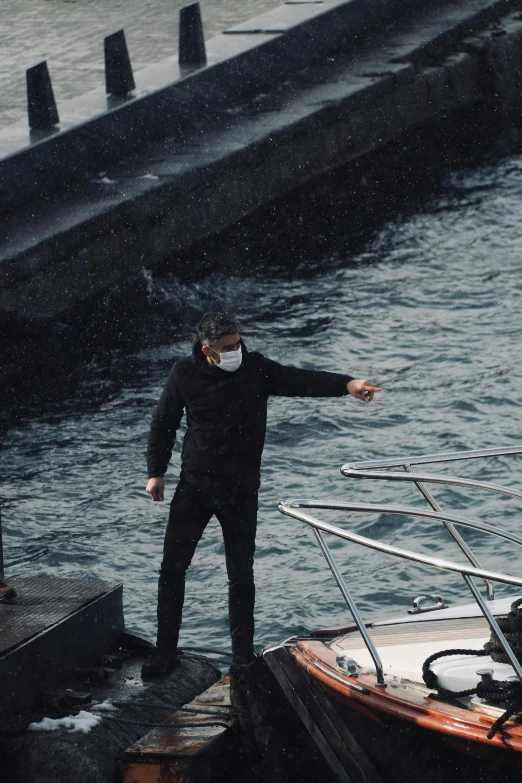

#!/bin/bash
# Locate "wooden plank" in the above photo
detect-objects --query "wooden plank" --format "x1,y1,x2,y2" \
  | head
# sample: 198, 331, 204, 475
265, 646, 383, 783
122, 675, 238, 783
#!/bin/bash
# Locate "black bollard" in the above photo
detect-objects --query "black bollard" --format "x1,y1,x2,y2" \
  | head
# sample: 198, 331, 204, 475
104, 29, 135, 97
26, 61, 59, 130
0, 507, 3, 579
179, 3, 206, 67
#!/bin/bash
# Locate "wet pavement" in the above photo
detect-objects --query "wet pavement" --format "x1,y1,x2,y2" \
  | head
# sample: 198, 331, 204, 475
0, 0, 282, 128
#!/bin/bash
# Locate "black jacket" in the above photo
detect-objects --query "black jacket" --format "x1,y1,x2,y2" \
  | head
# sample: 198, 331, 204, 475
147, 340, 354, 490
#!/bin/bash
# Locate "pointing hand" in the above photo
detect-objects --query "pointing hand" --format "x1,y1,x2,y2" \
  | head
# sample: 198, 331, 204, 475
347, 379, 382, 403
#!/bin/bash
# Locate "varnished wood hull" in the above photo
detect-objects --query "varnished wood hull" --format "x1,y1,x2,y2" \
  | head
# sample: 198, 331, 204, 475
289, 639, 522, 782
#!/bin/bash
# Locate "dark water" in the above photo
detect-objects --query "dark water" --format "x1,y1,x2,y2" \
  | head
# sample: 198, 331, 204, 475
2, 155, 522, 654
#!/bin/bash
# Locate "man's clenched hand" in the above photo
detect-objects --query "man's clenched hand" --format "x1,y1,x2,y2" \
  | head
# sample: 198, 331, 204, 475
146, 477, 165, 501
347, 379, 382, 403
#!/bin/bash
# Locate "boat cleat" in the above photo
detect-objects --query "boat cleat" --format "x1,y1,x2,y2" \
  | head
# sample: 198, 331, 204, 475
336, 653, 358, 677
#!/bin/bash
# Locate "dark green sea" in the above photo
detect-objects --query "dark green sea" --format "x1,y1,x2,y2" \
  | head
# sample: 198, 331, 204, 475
2, 155, 522, 654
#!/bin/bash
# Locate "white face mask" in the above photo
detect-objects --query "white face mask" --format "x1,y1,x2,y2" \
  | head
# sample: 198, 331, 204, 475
215, 346, 242, 372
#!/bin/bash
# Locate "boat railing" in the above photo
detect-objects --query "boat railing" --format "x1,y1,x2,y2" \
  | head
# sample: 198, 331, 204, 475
278, 445, 522, 687
342, 445, 522, 602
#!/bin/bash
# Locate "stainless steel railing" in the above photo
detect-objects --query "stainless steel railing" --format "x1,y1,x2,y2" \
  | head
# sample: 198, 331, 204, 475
0, 507, 4, 580
278, 445, 522, 687
341, 445, 522, 471
342, 446, 522, 601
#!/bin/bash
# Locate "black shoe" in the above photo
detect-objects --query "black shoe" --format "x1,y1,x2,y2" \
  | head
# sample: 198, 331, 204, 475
0, 578, 16, 600
141, 651, 180, 678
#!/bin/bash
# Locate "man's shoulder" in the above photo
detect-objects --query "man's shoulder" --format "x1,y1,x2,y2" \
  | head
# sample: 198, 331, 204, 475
245, 350, 282, 374
245, 350, 266, 366
167, 354, 197, 380
243, 350, 272, 375
174, 354, 195, 370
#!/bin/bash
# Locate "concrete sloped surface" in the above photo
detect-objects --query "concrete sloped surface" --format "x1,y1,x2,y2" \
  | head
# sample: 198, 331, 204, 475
0, 650, 220, 783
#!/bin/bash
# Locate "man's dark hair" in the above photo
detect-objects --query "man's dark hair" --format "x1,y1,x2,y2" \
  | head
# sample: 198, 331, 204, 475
197, 311, 239, 346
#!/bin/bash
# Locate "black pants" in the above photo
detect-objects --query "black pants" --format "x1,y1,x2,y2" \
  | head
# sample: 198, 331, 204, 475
156, 477, 258, 660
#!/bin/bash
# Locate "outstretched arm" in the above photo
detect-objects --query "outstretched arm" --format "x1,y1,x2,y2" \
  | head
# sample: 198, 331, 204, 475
261, 354, 381, 400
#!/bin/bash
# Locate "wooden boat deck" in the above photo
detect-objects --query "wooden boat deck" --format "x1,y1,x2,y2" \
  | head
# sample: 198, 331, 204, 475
336, 615, 491, 649
332, 614, 514, 694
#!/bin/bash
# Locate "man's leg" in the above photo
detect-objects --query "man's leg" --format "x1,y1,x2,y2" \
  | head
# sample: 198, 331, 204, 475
144, 479, 212, 675
216, 490, 258, 665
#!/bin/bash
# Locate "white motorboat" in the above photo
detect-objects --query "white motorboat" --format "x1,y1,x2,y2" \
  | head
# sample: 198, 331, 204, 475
264, 446, 522, 783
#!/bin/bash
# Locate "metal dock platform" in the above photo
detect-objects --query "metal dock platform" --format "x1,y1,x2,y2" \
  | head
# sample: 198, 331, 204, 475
0, 576, 123, 728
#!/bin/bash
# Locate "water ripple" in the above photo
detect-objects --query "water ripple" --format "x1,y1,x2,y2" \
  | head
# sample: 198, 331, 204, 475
2, 156, 522, 649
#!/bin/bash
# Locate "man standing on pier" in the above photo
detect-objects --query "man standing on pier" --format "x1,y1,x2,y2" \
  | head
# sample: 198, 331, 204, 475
143, 311, 381, 676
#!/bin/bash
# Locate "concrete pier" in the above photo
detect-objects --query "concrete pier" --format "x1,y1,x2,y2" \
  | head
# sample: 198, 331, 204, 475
2, 0, 522, 315
0, 0, 453, 214
0, 0, 282, 128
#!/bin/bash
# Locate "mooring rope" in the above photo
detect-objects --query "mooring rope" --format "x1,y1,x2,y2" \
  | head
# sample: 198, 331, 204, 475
95, 714, 257, 748
422, 648, 490, 699
178, 646, 233, 658
422, 598, 522, 739
110, 699, 234, 717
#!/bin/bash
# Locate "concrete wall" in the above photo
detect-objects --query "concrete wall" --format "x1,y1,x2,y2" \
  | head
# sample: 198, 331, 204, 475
0, 0, 459, 216
2, 0, 522, 315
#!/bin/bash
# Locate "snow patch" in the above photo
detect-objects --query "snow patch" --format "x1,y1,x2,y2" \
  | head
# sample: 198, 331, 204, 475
28, 711, 103, 734
125, 677, 144, 687
91, 699, 117, 712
